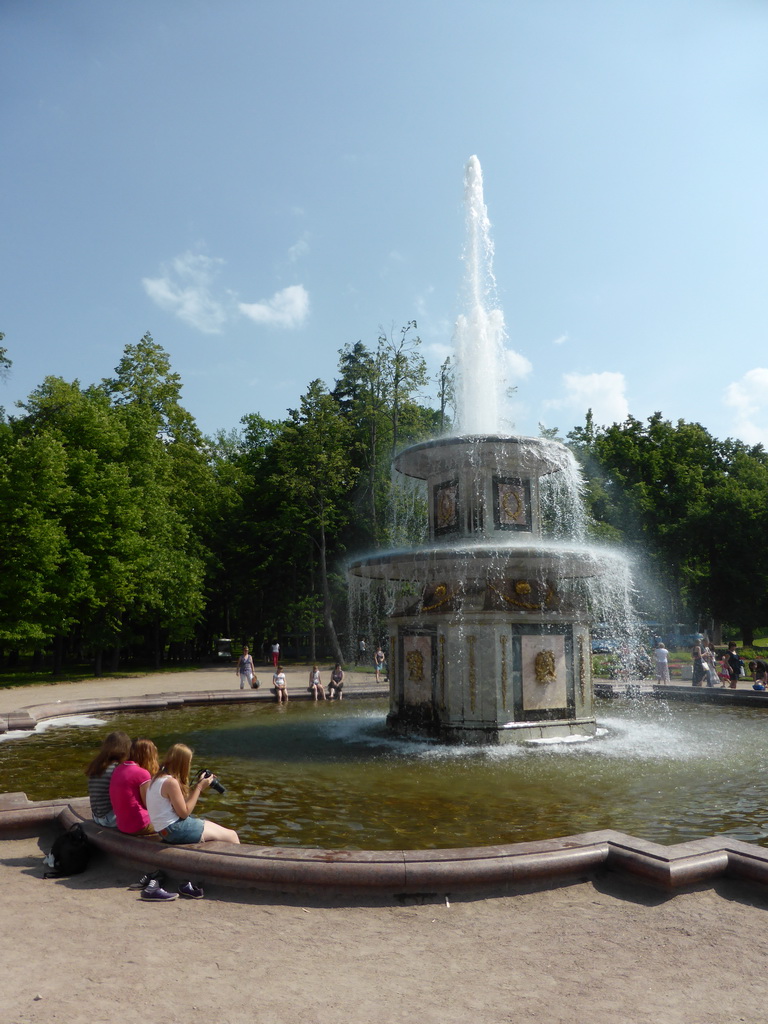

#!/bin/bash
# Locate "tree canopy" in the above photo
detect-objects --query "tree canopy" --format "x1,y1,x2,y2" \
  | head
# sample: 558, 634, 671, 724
1, 328, 765, 673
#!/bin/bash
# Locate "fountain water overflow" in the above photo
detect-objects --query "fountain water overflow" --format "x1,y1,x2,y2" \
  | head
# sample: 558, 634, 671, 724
350, 157, 631, 745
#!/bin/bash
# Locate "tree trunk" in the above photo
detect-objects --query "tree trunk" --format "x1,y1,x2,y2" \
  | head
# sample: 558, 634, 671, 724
368, 415, 378, 544
309, 548, 317, 662
317, 514, 344, 664
52, 635, 64, 676
742, 624, 755, 648
153, 620, 163, 670
110, 643, 121, 672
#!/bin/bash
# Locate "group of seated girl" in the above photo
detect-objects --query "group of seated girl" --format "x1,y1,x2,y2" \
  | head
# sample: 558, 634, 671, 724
305, 663, 344, 700
84, 731, 239, 845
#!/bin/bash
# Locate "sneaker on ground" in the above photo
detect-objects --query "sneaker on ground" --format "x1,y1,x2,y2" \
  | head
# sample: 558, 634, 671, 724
178, 881, 205, 899
128, 870, 163, 891
140, 879, 178, 902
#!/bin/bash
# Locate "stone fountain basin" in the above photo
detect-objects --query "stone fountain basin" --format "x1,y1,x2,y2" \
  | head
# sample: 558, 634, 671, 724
5, 792, 768, 896
348, 540, 626, 582
5, 688, 768, 895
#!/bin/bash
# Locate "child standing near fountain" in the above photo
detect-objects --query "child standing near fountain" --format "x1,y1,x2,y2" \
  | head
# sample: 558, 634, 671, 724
727, 642, 744, 689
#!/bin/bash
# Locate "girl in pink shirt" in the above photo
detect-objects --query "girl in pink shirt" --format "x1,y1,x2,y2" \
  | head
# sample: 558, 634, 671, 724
109, 738, 159, 835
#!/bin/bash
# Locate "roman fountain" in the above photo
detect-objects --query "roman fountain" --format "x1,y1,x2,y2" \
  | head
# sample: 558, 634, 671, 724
3, 157, 768, 895
349, 155, 631, 745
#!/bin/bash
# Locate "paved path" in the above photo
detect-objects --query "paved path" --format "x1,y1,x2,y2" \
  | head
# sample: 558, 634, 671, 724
0, 661, 388, 716
1, 659, 762, 717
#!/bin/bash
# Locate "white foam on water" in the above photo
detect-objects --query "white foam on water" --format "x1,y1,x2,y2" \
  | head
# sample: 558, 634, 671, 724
0, 714, 108, 743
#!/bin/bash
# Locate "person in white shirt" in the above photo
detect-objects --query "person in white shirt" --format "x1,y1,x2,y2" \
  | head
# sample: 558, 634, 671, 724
653, 642, 670, 684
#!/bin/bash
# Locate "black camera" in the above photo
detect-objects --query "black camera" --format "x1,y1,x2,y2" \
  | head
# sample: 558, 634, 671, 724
196, 769, 225, 795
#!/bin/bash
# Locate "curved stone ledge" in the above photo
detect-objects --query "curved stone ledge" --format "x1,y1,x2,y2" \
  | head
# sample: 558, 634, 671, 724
3, 794, 768, 896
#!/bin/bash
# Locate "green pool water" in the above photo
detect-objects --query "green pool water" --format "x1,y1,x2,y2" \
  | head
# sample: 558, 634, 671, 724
2, 697, 767, 850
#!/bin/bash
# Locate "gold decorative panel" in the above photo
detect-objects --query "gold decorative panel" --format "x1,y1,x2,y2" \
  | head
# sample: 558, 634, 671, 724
521, 634, 567, 710
492, 476, 532, 532
402, 634, 433, 704
434, 479, 459, 537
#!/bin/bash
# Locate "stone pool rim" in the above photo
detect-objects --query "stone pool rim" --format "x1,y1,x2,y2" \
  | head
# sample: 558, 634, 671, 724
4, 683, 768, 894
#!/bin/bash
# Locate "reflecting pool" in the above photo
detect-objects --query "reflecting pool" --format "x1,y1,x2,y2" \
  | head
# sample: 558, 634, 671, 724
2, 697, 767, 850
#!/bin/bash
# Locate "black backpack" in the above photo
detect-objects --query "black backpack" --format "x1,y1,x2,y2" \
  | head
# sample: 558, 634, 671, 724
43, 824, 92, 878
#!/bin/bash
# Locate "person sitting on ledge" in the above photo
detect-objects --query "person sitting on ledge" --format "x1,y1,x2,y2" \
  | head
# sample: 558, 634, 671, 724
273, 663, 289, 703
328, 663, 344, 700
85, 730, 131, 827
142, 743, 239, 845
308, 664, 326, 700
109, 737, 158, 836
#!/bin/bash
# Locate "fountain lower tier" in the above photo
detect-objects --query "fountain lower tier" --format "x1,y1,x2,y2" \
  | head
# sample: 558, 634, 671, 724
348, 540, 624, 584
349, 542, 626, 745
348, 432, 630, 745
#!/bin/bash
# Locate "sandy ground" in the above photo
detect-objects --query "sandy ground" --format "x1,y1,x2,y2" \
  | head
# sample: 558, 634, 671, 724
3, 831, 768, 1024
2, 666, 768, 1023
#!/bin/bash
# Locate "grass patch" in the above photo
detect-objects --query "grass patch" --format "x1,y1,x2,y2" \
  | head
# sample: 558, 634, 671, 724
0, 663, 207, 692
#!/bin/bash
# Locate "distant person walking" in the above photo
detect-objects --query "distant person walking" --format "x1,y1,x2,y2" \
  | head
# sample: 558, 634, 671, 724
691, 646, 707, 687
355, 638, 366, 665
271, 640, 280, 668
653, 642, 670, 684
702, 644, 718, 687
727, 642, 744, 689
374, 645, 386, 683
236, 645, 256, 690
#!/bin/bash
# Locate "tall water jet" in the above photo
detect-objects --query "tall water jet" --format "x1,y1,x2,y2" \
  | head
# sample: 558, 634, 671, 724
454, 155, 509, 434
349, 157, 632, 745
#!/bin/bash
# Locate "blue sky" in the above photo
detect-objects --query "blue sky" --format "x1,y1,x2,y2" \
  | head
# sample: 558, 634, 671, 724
3, 0, 768, 446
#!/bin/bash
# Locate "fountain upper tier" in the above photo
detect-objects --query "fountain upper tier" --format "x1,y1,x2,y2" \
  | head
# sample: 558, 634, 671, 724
349, 433, 626, 590
391, 433, 586, 546
394, 434, 574, 481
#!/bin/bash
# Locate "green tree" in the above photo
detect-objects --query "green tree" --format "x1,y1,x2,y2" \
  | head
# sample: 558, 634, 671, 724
378, 321, 428, 455
0, 331, 10, 380
0, 424, 82, 653
568, 410, 768, 641
274, 380, 359, 663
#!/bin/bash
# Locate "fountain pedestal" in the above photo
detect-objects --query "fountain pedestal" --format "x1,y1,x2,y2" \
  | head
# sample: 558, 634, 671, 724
350, 435, 610, 745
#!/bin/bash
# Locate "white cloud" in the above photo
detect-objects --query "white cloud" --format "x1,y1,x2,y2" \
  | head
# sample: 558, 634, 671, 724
287, 234, 310, 262
142, 252, 229, 334
724, 368, 768, 447
545, 371, 629, 426
144, 250, 311, 334
239, 284, 309, 329
426, 341, 453, 363
553, 333, 568, 345
414, 285, 434, 319
506, 348, 533, 381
